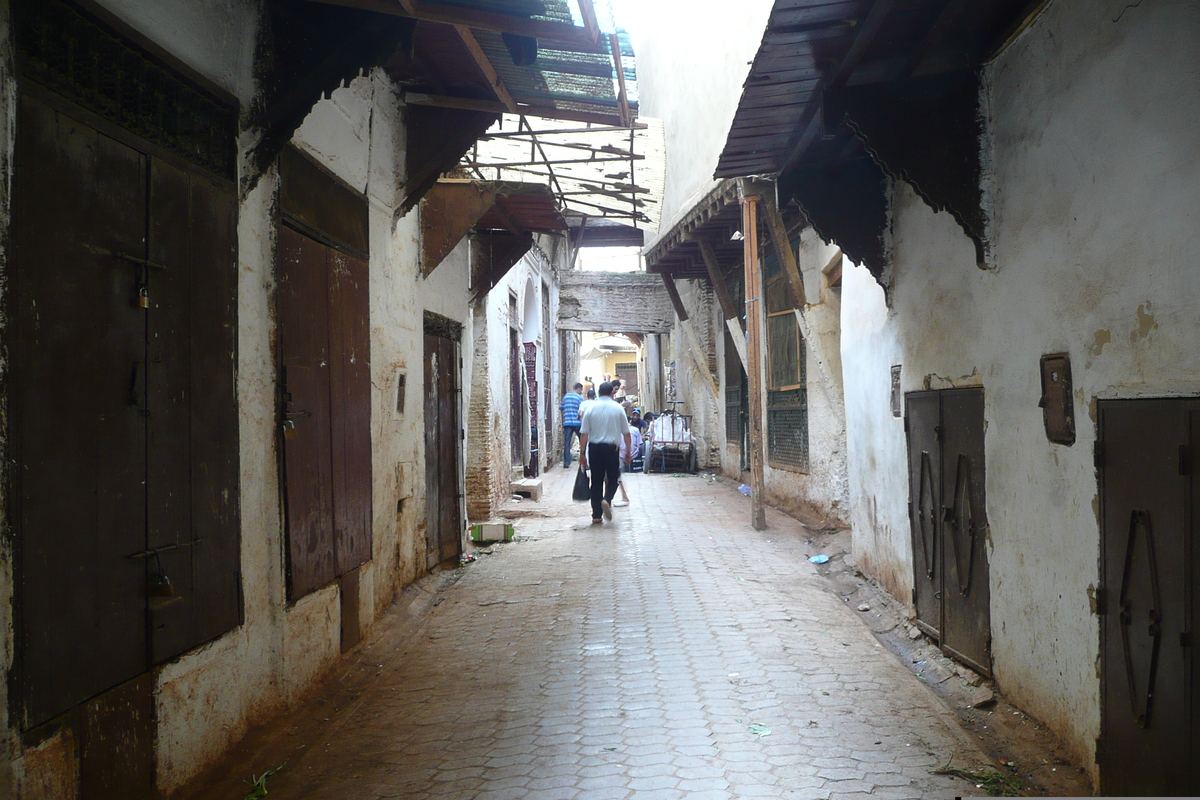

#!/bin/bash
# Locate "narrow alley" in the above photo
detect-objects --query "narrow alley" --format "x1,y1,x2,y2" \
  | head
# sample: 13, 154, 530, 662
189, 471, 1006, 800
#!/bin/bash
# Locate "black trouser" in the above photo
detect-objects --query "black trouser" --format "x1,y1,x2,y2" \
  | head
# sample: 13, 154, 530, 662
588, 442, 620, 519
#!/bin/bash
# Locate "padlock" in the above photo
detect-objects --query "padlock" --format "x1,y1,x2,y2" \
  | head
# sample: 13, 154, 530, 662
136, 285, 149, 309
148, 572, 175, 598
283, 419, 297, 439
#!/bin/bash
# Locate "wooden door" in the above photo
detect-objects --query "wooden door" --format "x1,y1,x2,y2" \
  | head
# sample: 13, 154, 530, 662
13, 94, 150, 728
425, 334, 462, 569
1098, 399, 1194, 794
12, 95, 241, 738
278, 227, 373, 600
279, 227, 337, 599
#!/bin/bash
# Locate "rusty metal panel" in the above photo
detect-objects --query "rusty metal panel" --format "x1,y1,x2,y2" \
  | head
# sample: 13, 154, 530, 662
79, 672, 155, 799
147, 159, 241, 661
939, 388, 991, 675
905, 392, 941, 639
1039, 353, 1075, 445
329, 249, 373, 574
1099, 399, 1190, 795
13, 96, 148, 728
279, 226, 337, 599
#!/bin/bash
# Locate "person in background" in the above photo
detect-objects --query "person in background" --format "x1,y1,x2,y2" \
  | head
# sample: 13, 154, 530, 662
630, 409, 647, 432
578, 387, 597, 422
611, 378, 626, 400
579, 382, 631, 524
614, 420, 643, 507
559, 382, 584, 468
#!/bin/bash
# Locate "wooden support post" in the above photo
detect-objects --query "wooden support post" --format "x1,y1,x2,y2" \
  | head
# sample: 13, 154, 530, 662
693, 237, 748, 371
661, 273, 721, 403
740, 190, 768, 531
762, 194, 845, 419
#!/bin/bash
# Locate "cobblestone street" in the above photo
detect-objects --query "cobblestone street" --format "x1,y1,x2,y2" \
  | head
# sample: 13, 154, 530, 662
196, 470, 994, 800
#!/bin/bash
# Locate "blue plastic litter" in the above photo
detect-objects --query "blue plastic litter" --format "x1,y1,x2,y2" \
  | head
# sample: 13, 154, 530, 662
808, 554, 830, 564
737, 484, 752, 496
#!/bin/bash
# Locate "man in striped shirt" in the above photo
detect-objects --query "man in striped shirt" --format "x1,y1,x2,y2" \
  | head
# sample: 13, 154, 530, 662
560, 383, 584, 468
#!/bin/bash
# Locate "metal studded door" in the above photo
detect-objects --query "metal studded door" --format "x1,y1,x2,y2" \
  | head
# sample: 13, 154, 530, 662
906, 392, 942, 639
424, 332, 462, 569
1098, 399, 1194, 794
939, 389, 990, 674
906, 388, 991, 674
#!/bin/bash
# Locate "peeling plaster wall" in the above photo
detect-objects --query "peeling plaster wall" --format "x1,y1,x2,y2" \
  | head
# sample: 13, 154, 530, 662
841, 0, 1200, 778
761, 232, 849, 523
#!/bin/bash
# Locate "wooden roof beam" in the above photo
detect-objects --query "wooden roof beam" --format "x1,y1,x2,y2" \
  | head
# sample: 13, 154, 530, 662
609, 33, 632, 128
454, 25, 517, 113
404, 92, 624, 126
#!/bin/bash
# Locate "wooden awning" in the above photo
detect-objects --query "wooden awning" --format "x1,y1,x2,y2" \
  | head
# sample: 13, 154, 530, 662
419, 180, 564, 279
643, 180, 743, 281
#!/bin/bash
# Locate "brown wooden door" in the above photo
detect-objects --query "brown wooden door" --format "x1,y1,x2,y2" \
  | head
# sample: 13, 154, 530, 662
425, 333, 462, 569
906, 388, 990, 674
12, 95, 241, 732
278, 227, 373, 600
13, 95, 150, 728
1098, 399, 1195, 794
147, 157, 242, 664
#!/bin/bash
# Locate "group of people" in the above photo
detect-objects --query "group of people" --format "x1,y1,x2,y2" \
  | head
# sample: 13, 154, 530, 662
560, 380, 657, 525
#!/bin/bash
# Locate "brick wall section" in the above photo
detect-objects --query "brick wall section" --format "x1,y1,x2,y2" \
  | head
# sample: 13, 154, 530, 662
465, 303, 496, 521
557, 272, 675, 334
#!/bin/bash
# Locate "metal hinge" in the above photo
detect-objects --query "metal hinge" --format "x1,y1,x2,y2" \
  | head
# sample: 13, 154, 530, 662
911, 588, 918, 605
1094, 737, 1103, 764
1093, 587, 1107, 615
907, 500, 913, 520
1094, 441, 1105, 470
461, 429, 465, 441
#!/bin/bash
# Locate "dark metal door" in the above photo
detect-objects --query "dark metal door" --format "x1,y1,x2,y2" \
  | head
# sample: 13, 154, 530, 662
13, 96, 149, 727
279, 227, 336, 598
906, 392, 942, 639
425, 334, 462, 569
1099, 399, 1192, 794
939, 388, 991, 674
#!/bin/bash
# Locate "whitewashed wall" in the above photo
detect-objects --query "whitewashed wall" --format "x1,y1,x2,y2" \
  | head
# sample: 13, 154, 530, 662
633, 0, 775, 230
842, 0, 1200, 779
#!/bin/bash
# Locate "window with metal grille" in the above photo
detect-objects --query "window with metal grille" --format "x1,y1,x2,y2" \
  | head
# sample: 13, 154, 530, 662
724, 329, 745, 444
763, 241, 808, 471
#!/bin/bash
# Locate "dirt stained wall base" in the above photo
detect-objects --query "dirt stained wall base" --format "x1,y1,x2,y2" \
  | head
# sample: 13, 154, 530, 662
841, 0, 1200, 781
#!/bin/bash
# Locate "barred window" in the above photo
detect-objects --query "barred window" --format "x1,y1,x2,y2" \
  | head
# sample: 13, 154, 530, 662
763, 245, 808, 471
768, 389, 808, 471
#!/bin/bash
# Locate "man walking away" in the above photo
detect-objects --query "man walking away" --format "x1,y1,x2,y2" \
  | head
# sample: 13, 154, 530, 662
560, 382, 584, 468
578, 387, 597, 422
580, 382, 632, 524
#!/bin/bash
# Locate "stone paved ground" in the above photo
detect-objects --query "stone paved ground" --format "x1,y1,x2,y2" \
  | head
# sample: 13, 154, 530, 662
201, 470, 994, 800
